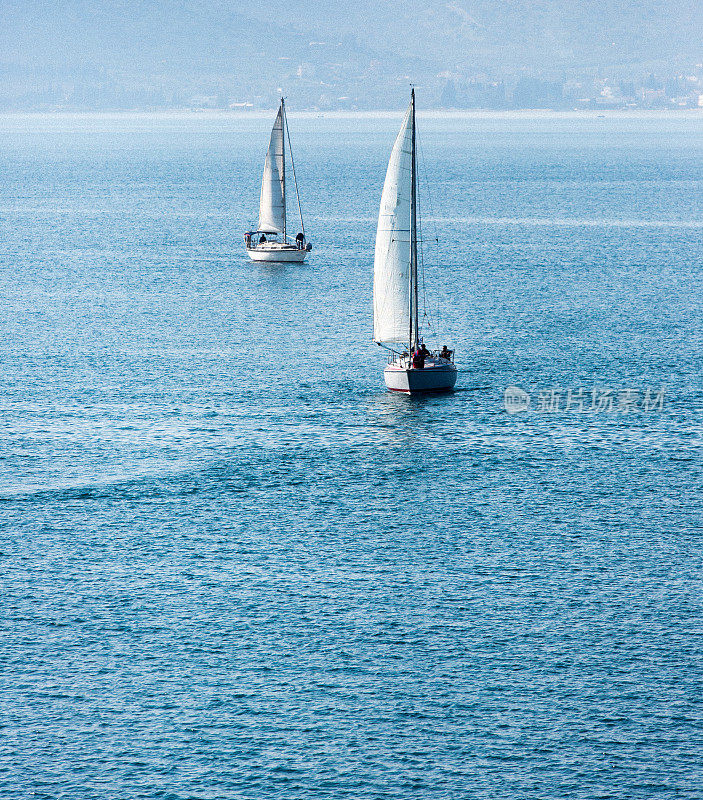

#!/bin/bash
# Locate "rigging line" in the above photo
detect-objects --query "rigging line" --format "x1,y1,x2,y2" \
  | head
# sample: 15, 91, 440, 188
279, 99, 286, 240
419, 142, 441, 335
418, 188, 432, 330
416, 123, 440, 246
412, 110, 428, 330
416, 126, 442, 334
415, 117, 434, 334
418, 179, 429, 327
282, 103, 305, 237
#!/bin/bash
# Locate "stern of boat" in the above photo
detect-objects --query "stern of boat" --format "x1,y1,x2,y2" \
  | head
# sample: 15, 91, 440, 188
383, 356, 457, 394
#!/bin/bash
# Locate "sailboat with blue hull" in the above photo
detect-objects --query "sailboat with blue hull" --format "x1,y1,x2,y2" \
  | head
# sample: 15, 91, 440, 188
373, 89, 457, 394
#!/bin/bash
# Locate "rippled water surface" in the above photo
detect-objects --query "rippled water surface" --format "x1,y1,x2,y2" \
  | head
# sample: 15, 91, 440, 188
0, 112, 701, 799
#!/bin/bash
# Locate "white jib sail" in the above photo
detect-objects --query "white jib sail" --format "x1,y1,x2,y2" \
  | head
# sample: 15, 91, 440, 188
373, 104, 413, 343
258, 107, 285, 234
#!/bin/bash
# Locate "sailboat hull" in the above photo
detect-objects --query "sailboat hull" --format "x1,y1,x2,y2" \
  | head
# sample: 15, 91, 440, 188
246, 244, 307, 263
384, 361, 457, 394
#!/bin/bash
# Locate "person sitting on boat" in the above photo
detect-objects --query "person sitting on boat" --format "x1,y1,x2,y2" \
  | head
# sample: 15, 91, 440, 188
419, 343, 431, 359
259, 233, 267, 244
412, 347, 425, 369
440, 345, 452, 361
245, 232, 252, 249
295, 232, 305, 249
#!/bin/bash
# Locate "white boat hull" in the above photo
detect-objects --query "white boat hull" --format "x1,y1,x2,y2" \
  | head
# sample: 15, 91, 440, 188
384, 360, 457, 394
246, 243, 307, 262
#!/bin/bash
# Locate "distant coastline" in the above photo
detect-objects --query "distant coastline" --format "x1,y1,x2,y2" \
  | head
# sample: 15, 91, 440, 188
2, 108, 703, 120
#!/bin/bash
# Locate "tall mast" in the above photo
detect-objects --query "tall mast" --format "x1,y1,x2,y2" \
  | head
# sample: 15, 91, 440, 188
280, 97, 286, 240
409, 88, 419, 353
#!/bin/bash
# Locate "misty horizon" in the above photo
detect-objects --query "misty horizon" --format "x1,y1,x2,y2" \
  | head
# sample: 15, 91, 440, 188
1, 1, 702, 112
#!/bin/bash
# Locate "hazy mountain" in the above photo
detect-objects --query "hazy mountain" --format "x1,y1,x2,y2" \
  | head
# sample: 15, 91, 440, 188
1, 1, 701, 109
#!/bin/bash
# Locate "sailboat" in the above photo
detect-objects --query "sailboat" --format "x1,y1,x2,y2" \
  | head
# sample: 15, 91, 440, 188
373, 89, 458, 394
245, 98, 311, 262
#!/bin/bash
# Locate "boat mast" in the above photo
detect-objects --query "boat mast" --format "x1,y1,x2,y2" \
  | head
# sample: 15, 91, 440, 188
409, 88, 419, 354
280, 97, 286, 241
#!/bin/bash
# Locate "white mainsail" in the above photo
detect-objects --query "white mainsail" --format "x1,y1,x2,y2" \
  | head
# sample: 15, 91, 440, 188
258, 106, 285, 234
373, 105, 413, 343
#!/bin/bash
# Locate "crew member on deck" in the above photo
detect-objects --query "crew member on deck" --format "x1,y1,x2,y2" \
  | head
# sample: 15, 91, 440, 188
412, 347, 425, 369
440, 345, 452, 360
259, 233, 267, 244
295, 232, 305, 249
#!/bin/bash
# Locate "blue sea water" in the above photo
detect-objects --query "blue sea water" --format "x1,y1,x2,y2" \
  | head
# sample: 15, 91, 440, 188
0, 111, 701, 799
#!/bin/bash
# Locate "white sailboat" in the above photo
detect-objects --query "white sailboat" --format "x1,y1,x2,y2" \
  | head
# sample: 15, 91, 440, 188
245, 98, 311, 262
373, 89, 457, 394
